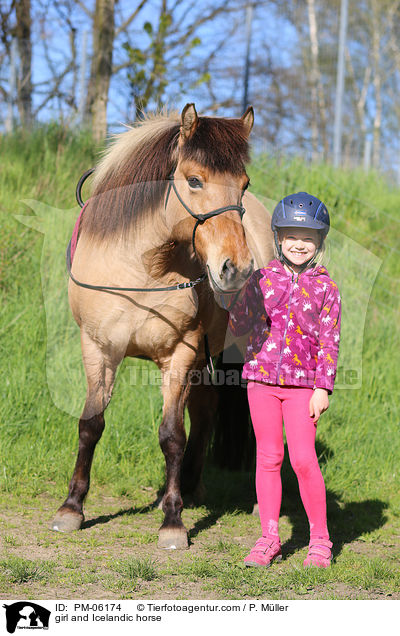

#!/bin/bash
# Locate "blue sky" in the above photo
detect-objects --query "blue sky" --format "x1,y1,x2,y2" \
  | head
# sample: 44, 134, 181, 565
23, 1, 301, 131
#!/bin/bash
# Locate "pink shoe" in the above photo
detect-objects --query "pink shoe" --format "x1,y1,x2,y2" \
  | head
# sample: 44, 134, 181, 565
303, 538, 333, 568
244, 537, 282, 568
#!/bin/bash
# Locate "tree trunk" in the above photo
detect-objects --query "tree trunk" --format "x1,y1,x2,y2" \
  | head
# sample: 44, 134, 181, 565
84, 0, 115, 142
371, 0, 382, 170
15, 0, 32, 128
134, 0, 169, 120
345, 47, 371, 167
387, 2, 400, 183
306, 0, 328, 160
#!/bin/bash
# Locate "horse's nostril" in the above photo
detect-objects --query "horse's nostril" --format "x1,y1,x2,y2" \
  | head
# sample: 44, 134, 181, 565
220, 258, 253, 281
220, 258, 237, 278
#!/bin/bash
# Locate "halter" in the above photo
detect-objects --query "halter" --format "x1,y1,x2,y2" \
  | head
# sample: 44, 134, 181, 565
164, 176, 246, 259
68, 169, 247, 293
68, 168, 248, 377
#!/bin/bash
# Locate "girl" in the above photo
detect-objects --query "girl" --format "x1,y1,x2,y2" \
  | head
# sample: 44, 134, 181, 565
227, 192, 341, 568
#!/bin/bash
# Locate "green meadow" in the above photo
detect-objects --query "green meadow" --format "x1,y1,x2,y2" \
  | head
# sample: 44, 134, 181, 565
0, 125, 399, 599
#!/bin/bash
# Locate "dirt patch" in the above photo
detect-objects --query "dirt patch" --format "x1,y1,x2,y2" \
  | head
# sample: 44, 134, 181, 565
1, 492, 399, 601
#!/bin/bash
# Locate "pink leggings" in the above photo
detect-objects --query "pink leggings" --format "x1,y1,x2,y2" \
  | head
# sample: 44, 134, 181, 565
247, 382, 329, 542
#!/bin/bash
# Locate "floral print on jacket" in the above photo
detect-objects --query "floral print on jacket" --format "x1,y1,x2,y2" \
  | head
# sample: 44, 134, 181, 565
228, 259, 341, 393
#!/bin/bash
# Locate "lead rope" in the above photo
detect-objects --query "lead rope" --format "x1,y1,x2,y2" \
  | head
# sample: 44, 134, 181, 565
165, 176, 246, 379
203, 333, 215, 378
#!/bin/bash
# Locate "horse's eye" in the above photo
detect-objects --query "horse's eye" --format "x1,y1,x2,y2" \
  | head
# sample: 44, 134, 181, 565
188, 177, 203, 189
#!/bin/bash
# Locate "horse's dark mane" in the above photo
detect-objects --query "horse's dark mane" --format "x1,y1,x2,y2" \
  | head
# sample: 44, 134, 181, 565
81, 114, 250, 241
182, 117, 250, 175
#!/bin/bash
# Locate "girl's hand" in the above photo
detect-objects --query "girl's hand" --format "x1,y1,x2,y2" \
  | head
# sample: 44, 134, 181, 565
309, 388, 329, 423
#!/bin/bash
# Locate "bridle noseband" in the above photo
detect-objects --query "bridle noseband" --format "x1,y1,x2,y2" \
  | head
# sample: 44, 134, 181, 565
165, 175, 246, 259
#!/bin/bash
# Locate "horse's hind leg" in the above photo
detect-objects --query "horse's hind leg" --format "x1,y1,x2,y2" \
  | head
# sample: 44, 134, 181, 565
51, 331, 118, 532
181, 378, 218, 502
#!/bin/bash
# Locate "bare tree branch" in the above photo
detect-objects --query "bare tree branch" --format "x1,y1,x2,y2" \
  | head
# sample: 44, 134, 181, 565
73, 0, 92, 19
167, 1, 243, 48
32, 60, 74, 116
115, 0, 148, 37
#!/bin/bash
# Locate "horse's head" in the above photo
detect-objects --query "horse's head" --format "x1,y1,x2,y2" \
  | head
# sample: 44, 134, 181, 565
170, 103, 254, 293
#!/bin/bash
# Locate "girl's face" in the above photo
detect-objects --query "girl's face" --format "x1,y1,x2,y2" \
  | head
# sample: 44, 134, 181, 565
278, 227, 321, 272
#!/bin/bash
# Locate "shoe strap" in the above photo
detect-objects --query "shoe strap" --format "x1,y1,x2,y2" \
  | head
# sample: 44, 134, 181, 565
253, 538, 280, 554
308, 538, 332, 557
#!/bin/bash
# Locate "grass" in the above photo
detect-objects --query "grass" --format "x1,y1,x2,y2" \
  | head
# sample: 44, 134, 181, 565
112, 556, 159, 581
0, 124, 399, 600
0, 556, 53, 584
0, 489, 399, 599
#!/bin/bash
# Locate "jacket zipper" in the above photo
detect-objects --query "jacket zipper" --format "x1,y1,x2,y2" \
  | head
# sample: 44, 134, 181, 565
276, 272, 296, 381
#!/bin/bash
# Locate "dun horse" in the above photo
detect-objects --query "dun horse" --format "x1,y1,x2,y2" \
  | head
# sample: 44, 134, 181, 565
51, 103, 272, 550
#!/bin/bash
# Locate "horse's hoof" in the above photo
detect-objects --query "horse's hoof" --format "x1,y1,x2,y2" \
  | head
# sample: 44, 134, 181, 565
158, 527, 189, 550
50, 510, 83, 533
252, 503, 259, 517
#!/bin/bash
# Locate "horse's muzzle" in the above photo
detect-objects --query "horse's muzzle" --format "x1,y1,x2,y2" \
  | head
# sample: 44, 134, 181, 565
207, 258, 254, 293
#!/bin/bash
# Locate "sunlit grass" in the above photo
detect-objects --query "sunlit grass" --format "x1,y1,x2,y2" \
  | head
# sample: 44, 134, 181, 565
0, 556, 54, 584
112, 556, 159, 581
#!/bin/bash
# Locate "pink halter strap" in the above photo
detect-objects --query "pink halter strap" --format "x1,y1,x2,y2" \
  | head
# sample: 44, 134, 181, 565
70, 201, 88, 264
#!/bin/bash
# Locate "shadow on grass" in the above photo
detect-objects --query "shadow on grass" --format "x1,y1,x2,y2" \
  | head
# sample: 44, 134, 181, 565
81, 438, 388, 561
187, 437, 388, 557
278, 439, 389, 559
81, 498, 161, 530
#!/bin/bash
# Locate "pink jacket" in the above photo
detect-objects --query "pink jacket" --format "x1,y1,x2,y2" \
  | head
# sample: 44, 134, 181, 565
228, 259, 341, 393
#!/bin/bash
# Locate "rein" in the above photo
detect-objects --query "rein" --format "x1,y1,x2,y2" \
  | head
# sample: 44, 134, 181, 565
67, 169, 208, 293
66, 242, 206, 293
67, 168, 246, 378
67, 170, 246, 293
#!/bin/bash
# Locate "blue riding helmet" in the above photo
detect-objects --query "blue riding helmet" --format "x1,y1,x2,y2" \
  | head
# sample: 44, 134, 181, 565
271, 192, 330, 238
271, 192, 330, 272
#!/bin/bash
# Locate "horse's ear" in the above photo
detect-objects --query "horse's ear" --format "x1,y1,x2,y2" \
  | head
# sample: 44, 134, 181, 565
241, 106, 254, 137
180, 103, 198, 140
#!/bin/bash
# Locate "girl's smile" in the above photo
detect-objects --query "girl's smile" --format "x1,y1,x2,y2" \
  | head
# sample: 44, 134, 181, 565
278, 227, 320, 272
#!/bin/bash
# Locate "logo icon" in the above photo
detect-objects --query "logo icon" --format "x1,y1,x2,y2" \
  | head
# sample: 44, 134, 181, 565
3, 602, 50, 633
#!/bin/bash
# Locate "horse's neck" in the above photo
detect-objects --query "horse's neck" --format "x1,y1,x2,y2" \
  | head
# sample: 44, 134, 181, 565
142, 240, 179, 279
144, 239, 201, 282
130, 207, 198, 277
111, 217, 198, 283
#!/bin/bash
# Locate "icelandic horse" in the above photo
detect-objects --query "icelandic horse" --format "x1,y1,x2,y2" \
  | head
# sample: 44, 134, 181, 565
51, 103, 273, 549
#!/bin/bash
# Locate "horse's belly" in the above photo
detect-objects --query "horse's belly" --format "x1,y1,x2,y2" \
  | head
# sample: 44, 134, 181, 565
69, 242, 225, 364
124, 306, 199, 363
71, 282, 201, 362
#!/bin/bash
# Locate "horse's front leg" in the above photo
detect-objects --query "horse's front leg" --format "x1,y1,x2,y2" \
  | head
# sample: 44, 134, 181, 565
157, 343, 196, 550
50, 331, 119, 532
